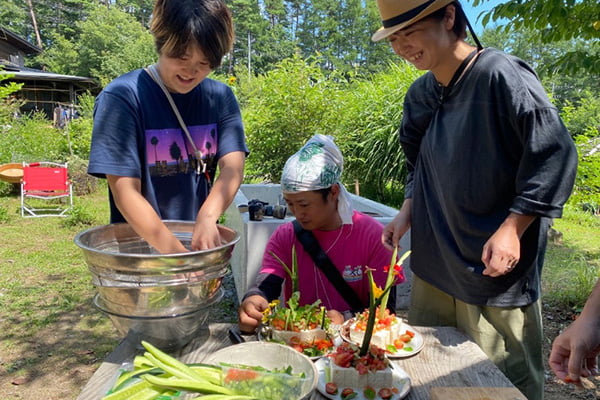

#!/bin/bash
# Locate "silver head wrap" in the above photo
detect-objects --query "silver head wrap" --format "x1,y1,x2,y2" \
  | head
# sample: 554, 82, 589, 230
280, 134, 354, 224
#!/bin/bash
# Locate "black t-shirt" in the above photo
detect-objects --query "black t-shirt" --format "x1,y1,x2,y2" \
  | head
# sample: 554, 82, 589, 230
401, 48, 578, 306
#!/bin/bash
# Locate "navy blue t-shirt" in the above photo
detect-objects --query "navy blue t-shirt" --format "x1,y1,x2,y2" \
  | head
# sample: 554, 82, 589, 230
88, 69, 248, 223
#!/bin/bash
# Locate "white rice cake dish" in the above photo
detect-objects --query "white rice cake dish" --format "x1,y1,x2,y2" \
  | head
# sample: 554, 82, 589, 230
329, 360, 394, 389
271, 327, 327, 345
349, 320, 401, 349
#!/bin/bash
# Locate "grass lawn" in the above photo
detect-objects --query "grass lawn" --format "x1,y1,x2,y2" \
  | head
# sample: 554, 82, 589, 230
0, 182, 598, 398
543, 207, 600, 308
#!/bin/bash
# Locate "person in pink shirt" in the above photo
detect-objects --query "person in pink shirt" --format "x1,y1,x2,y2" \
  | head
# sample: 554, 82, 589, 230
238, 134, 404, 333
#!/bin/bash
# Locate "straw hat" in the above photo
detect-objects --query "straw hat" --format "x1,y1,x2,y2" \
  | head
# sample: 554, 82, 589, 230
372, 0, 455, 42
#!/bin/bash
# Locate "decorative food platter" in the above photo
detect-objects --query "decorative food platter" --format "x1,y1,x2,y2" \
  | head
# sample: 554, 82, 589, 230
257, 326, 341, 361
340, 317, 424, 358
315, 357, 411, 399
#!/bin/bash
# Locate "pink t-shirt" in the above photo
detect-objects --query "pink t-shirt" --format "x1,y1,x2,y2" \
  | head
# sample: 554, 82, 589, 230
260, 211, 401, 311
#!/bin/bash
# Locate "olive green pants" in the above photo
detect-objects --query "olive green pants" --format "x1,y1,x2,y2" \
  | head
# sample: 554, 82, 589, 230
408, 275, 544, 400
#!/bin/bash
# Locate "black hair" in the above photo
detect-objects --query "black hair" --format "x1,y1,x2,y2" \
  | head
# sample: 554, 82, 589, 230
315, 186, 333, 201
150, 0, 234, 69
427, 1, 468, 39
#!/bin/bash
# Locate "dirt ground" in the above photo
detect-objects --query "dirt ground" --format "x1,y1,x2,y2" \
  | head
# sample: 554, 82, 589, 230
1, 275, 598, 399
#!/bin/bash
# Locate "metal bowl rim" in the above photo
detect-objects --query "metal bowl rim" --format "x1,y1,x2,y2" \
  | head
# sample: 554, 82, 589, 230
74, 220, 240, 258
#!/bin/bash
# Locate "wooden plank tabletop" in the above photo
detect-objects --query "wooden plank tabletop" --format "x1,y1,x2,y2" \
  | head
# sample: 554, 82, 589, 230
78, 323, 522, 400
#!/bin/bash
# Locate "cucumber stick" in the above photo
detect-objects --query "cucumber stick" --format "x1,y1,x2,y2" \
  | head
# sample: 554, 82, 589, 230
142, 374, 236, 395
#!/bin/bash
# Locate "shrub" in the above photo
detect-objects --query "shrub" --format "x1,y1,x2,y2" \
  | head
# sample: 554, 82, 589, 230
239, 57, 421, 206
67, 155, 98, 196
241, 55, 346, 182
61, 203, 99, 227
0, 112, 67, 163
335, 63, 421, 206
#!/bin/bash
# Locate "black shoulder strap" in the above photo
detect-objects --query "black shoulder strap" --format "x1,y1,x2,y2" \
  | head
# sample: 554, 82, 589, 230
292, 220, 363, 312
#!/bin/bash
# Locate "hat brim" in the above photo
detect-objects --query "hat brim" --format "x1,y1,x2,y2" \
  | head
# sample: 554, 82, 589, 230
371, 0, 455, 42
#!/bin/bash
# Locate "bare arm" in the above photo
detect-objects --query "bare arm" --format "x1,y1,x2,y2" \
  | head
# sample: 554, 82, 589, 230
192, 151, 245, 250
107, 175, 188, 254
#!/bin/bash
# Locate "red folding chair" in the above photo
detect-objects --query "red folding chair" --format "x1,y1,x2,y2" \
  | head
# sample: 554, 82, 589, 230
21, 162, 73, 217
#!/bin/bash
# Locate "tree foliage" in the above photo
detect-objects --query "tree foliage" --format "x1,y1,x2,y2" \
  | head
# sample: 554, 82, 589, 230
239, 56, 421, 205
475, 0, 600, 75
34, 2, 155, 86
1, 0, 598, 210
0, 0, 397, 80
480, 26, 600, 108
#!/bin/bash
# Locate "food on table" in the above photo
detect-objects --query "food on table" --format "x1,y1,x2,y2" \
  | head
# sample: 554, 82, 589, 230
327, 342, 394, 390
261, 291, 334, 357
349, 307, 401, 350
321, 250, 412, 398
102, 340, 307, 400
348, 307, 417, 355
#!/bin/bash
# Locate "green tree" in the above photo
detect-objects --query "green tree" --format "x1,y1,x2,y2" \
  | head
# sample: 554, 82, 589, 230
476, 0, 600, 75
36, 2, 155, 84
480, 26, 600, 108
0, 69, 24, 126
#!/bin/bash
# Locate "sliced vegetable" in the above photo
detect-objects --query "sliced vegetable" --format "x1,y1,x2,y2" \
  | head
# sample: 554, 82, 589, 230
341, 387, 358, 399
325, 381, 338, 395
363, 385, 376, 400
103, 341, 302, 400
142, 374, 236, 395
378, 387, 393, 399
103, 379, 154, 400
141, 340, 206, 381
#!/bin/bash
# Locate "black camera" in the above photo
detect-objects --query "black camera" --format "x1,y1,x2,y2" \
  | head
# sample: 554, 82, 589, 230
247, 199, 287, 221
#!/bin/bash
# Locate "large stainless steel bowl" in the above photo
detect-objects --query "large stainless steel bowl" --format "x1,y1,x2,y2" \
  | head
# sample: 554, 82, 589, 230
93, 288, 223, 351
94, 268, 225, 317
75, 221, 239, 316
74, 221, 240, 275
75, 221, 240, 348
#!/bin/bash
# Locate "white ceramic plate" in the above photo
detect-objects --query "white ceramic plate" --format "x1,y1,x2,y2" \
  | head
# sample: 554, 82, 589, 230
340, 317, 424, 359
315, 357, 411, 399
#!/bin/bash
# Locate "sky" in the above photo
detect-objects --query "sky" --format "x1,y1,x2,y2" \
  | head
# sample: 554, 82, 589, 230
461, 0, 506, 34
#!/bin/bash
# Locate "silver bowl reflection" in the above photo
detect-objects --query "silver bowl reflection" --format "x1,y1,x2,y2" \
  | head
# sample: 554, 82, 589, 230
93, 289, 222, 350
95, 268, 225, 317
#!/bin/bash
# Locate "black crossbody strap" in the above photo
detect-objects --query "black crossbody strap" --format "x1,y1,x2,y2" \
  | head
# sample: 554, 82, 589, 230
292, 220, 363, 312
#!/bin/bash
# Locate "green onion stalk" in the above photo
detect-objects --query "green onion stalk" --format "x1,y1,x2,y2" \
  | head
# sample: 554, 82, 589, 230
359, 270, 393, 357
269, 245, 298, 293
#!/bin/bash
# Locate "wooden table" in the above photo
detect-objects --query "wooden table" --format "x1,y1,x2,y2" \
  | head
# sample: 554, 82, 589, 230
78, 323, 523, 400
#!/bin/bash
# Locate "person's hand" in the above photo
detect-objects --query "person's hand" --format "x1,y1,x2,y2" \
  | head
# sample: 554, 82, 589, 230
481, 223, 520, 277
191, 219, 221, 250
382, 200, 412, 251
549, 313, 600, 384
327, 309, 345, 325
238, 295, 269, 334
481, 213, 535, 277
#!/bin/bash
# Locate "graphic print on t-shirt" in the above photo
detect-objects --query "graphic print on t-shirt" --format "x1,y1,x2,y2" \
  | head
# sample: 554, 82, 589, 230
145, 124, 218, 177
343, 264, 363, 282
